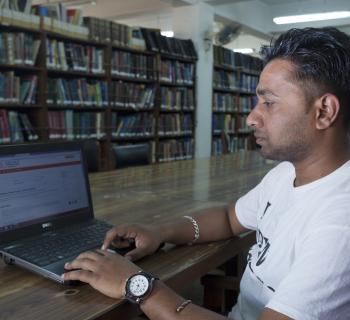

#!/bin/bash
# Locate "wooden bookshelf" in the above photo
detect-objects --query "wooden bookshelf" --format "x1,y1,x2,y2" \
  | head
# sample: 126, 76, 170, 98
0, 20, 197, 170
212, 45, 262, 156
156, 53, 197, 163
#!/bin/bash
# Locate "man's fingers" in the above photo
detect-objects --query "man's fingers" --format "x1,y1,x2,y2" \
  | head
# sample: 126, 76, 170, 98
102, 227, 127, 250
75, 250, 105, 261
65, 256, 100, 272
102, 226, 137, 250
111, 238, 131, 248
62, 269, 94, 283
125, 247, 148, 262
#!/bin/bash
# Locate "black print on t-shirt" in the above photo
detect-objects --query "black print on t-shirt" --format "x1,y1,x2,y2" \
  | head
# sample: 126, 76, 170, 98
256, 229, 270, 266
259, 201, 271, 219
246, 229, 275, 292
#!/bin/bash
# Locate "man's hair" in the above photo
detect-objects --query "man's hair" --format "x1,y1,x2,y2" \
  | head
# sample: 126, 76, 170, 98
260, 27, 350, 128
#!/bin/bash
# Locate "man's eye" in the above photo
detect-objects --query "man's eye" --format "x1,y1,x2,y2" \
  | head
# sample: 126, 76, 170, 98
263, 101, 274, 108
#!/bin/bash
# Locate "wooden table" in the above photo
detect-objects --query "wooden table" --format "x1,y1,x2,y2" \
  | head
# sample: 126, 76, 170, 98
0, 151, 275, 320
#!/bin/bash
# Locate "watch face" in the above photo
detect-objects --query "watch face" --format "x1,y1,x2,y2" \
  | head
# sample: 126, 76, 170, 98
129, 274, 149, 297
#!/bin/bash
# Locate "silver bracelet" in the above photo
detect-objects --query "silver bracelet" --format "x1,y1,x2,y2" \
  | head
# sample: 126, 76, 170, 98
183, 216, 200, 245
176, 299, 192, 313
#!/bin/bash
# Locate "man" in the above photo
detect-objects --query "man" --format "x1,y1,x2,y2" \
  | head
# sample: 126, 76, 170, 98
63, 27, 350, 319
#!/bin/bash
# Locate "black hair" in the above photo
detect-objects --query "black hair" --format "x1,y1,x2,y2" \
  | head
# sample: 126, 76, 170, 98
260, 27, 350, 128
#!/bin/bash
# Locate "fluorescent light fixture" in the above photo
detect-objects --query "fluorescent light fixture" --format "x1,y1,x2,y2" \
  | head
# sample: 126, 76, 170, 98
161, 31, 174, 37
274, 11, 350, 24
233, 48, 254, 54
63, 0, 96, 8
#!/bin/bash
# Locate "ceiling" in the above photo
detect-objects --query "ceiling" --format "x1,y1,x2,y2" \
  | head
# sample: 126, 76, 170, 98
33, 0, 350, 54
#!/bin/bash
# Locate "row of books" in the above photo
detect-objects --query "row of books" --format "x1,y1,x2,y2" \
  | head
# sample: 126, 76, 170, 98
111, 82, 155, 109
0, 8, 40, 30
212, 136, 251, 156
0, 32, 40, 66
213, 70, 238, 90
48, 110, 105, 139
213, 114, 236, 134
0, 72, 37, 104
214, 46, 263, 72
42, 18, 88, 40
0, 13, 196, 60
111, 113, 155, 138
83, 17, 146, 50
158, 114, 193, 136
213, 93, 239, 112
228, 136, 250, 152
240, 96, 257, 112
213, 70, 258, 92
141, 29, 197, 59
1, 0, 32, 13
212, 137, 224, 156
32, 3, 83, 26
22, 3, 89, 38
46, 39, 105, 74
237, 115, 251, 133
160, 60, 194, 85
240, 74, 259, 93
47, 78, 108, 107
158, 138, 194, 162
111, 50, 156, 79
160, 87, 194, 111
0, 109, 38, 143
0, 8, 197, 56
31, 3, 89, 38
111, 21, 145, 49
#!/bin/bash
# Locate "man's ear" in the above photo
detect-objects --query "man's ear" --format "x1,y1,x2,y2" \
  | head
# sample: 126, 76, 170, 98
315, 93, 340, 130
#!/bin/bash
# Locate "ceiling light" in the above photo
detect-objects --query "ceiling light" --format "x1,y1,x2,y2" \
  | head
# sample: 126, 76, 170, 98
233, 48, 254, 54
161, 31, 174, 38
273, 11, 350, 24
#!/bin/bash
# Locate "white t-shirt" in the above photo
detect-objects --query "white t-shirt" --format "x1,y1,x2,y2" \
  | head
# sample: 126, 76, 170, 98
229, 161, 350, 320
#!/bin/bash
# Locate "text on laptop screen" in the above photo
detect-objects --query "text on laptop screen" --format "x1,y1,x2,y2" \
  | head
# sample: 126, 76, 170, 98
0, 150, 89, 232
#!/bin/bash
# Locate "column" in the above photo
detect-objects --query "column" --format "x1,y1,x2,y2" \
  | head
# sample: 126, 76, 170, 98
173, 3, 214, 159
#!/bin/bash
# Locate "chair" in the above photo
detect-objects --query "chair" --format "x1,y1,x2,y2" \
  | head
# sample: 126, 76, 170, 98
112, 143, 150, 169
82, 139, 100, 172
201, 250, 250, 314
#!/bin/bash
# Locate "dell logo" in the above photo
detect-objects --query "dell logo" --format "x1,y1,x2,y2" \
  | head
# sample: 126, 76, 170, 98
42, 222, 53, 229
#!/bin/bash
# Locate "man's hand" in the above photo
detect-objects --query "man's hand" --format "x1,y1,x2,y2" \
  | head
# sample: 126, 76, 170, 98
102, 224, 163, 261
62, 250, 139, 299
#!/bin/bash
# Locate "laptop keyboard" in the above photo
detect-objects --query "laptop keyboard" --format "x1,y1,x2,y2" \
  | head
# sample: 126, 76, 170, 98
6, 220, 113, 267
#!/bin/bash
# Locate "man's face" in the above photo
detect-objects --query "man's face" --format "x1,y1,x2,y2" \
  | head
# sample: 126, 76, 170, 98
247, 58, 315, 162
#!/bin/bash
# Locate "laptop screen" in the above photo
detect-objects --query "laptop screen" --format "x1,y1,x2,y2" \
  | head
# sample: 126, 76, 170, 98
0, 148, 90, 233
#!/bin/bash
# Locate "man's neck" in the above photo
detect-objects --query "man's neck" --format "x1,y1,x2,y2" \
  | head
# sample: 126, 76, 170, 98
293, 140, 350, 187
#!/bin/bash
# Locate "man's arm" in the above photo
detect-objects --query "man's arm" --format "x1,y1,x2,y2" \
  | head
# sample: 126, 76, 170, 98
140, 281, 228, 320
141, 287, 294, 320
102, 204, 250, 261
159, 204, 250, 244
62, 251, 294, 320
63, 250, 229, 320
260, 308, 293, 320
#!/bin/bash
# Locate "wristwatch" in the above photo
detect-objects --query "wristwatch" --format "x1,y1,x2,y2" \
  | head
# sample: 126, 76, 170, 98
124, 271, 158, 304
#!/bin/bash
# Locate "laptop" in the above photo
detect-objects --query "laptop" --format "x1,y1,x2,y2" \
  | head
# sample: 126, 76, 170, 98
0, 141, 116, 284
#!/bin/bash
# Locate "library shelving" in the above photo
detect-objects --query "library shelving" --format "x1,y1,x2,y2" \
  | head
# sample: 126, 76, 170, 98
139, 28, 197, 163
0, 15, 197, 170
212, 45, 262, 156
109, 45, 157, 166
157, 54, 196, 162
0, 23, 42, 145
